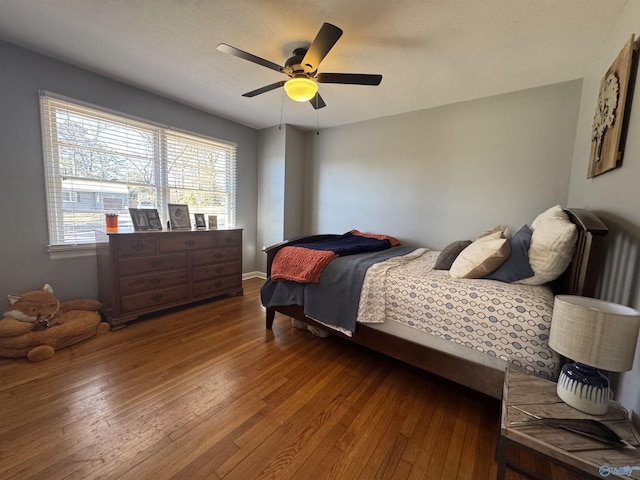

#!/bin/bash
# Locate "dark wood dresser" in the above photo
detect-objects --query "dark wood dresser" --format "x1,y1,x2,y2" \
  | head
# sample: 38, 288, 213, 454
96, 229, 243, 328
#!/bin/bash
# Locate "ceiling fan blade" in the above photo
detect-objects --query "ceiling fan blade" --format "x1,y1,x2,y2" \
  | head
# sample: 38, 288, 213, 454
217, 43, 284, 74
317, 73, 382, 85
242, 81, 286, 97
310, 93, 326, 110
301, 23, 343, 72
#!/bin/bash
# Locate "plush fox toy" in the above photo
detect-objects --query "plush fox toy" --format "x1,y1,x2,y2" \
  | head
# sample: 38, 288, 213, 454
6, 284, 62, 330
0, 284, 108, 361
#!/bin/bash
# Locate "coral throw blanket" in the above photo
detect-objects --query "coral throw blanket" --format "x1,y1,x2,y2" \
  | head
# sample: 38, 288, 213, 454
271, 230, 400, 283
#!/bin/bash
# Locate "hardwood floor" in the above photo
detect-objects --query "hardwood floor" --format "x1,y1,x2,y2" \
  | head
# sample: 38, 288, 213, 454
0, 278, 501, 479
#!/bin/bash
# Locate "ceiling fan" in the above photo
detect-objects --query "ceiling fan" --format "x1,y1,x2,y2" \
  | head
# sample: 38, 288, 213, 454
216, 22, 382, 109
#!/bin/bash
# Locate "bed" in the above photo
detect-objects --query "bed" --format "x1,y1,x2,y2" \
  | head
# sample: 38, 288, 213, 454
261, 208, 608, 398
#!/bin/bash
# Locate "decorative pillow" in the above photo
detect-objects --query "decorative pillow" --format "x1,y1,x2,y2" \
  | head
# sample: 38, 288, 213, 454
531, 204, 566, 230
518, 206, 578, 286
450, 232, 511, 279
433, 240, 472, 270
485, 225, 534, 282
477, 224, 509, 240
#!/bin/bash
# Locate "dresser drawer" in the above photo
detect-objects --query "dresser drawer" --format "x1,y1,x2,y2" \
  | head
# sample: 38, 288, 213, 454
193, 275, 242, 297
192, 247, 241, 266
216, 230, 242, 247
119, 270, 188, 295
118, 253, 187, 276
120, 286, 189, 313
116, 236, 158, 256
193, 261, 241, 282
159, 234, 216, 252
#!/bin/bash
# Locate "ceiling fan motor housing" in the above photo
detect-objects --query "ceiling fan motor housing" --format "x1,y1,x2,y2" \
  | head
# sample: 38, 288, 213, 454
285, 48, 312, 75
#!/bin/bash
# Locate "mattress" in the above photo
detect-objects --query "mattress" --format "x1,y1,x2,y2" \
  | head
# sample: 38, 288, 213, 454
357, 250, 561, 379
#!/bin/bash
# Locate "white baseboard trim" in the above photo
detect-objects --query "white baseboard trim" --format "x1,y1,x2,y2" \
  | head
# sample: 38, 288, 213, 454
243, 271, 266, 280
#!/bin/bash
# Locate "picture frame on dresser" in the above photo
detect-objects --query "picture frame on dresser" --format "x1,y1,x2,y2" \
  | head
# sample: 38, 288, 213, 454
194, 213, 206, 229
168, 204, 191, 230
129, 208, 163, 231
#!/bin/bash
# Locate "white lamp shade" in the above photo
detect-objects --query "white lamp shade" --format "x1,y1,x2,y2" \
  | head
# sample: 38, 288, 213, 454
549, 295, 640, 372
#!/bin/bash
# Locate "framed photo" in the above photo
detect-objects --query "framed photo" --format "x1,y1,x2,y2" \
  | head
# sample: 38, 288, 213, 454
194, 213, 206, 229
208, 215, 218, 229
168, 203, 191, 229
145, 209, 163, 229
129, 208, 162, 231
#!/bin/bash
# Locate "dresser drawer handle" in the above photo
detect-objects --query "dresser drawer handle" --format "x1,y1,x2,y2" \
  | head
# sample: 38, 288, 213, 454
214, 252, 224, 259
184, 239, 195, 247
224, 237, 234, 244
215, 267, 224, 274
150, 259, 162, 268
151, 293, 164, 303
214, 281, 223, 288
131, 241, 145, 251
151, 277, 162, 285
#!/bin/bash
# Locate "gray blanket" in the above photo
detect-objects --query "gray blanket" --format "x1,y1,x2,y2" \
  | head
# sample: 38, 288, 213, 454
261, 246, 415, 335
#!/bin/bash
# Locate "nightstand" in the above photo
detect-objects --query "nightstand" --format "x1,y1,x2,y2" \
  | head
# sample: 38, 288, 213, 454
497, 368, 640, 479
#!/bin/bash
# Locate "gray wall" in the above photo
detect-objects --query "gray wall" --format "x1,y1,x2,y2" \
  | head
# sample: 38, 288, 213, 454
567, 2, 640, 418
256, 124, 305, 272
0, 40, 259, 309
303, 80, 582, 248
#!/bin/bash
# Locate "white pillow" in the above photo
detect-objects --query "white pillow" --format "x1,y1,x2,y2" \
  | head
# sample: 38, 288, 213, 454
518, 206, 577, 285
450, 232, 510, 279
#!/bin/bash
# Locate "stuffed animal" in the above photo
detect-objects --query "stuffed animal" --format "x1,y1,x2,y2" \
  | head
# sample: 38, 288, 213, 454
0, 284, 109, 361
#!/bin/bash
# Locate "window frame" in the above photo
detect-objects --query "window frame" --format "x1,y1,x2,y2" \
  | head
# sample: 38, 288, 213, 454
40, 91, 237, 258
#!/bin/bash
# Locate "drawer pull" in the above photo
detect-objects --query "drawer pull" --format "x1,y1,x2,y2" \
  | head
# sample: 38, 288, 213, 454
215, 267, 224, 274
214, 281, 223, 288
224, 237, 234, 244
214, 252, 223, 259
151, 277, 162, 285
151, 293, 164, 303
150, 259, 162, 268
184, 239, 195, 247
131, 242, 145, 251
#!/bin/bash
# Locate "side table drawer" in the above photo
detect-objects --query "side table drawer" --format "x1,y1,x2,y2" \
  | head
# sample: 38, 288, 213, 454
120, 286, 189, 313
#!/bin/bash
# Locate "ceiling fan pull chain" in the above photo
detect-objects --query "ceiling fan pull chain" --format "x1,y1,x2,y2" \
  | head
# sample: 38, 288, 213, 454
279, 89, 285, 130
316, 98, 320, 135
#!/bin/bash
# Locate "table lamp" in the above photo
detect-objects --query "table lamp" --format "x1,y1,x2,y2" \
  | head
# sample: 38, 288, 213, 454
549, 295, 640, 415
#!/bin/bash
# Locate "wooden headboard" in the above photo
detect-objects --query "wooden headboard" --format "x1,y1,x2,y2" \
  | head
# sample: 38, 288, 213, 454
555, 208, 608, 297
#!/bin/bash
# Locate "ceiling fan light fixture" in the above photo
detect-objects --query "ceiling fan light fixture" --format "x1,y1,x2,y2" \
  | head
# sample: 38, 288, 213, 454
284, 76, 318, 102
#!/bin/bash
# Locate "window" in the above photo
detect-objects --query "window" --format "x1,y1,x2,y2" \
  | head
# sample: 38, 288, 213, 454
40, 92, 237, 251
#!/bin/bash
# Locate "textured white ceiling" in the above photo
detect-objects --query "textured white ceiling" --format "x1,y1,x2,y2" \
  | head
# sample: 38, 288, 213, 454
0, 0, 628, 131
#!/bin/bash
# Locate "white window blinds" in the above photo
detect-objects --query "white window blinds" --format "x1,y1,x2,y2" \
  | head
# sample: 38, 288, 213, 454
40, 93, 237, 248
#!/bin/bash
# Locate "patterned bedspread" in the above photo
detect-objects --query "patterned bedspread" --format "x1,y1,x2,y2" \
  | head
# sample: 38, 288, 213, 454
357, 250, 560, 379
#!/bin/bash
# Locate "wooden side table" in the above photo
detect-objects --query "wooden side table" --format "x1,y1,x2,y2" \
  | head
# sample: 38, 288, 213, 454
497, 368, 640, 479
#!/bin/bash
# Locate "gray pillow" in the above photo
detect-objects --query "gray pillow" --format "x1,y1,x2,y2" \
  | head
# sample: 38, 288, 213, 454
485, 225, 534, 282
433, 240, 472, 270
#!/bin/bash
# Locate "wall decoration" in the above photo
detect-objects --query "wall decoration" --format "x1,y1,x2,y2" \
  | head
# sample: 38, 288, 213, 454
208, 215, 218, 229
588, 34, 636, 178
168, 204, 191, 230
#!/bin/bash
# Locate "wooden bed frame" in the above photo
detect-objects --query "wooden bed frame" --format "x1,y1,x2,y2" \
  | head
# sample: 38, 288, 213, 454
263, 209, 608, 398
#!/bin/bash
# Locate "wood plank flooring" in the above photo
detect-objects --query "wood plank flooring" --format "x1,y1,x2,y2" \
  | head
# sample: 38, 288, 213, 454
0, 278, 501, 479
